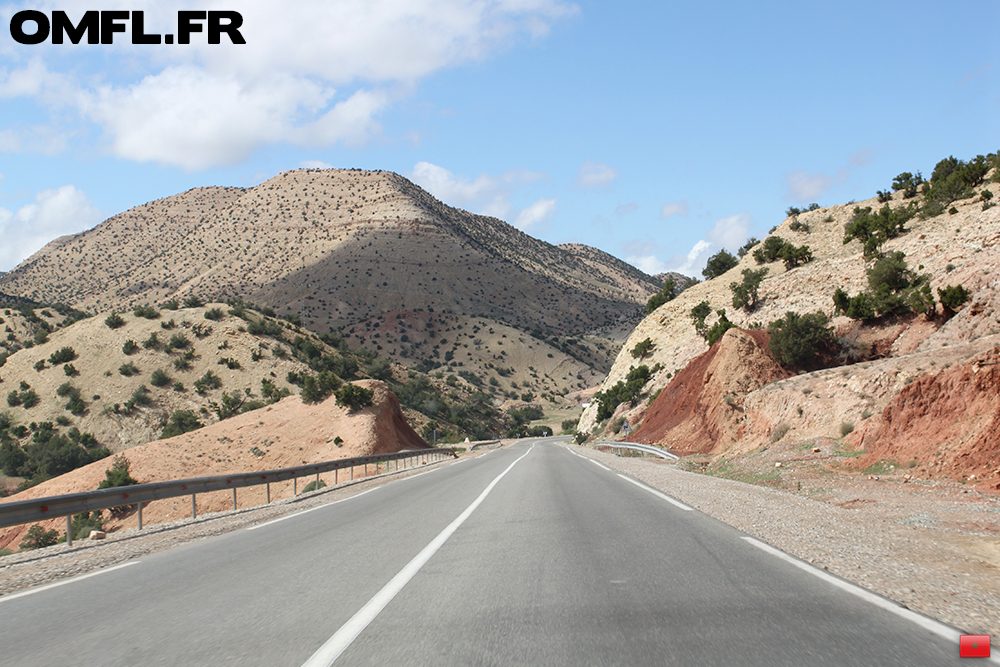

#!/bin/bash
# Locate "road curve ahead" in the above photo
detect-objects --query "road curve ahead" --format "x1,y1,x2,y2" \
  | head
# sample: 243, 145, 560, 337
0, 439, 974, 666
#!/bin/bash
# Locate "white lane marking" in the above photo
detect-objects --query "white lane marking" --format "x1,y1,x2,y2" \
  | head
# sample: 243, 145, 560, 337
741, 538, 999, 662
589, 459, 611, 471
0, 561, 139, 603
617, 474, 693, 511
247, 487, 380, 531
302, 445, 535, 667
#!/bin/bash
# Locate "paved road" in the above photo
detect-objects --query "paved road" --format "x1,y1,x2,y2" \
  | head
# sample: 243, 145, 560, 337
0, 439, 976, 665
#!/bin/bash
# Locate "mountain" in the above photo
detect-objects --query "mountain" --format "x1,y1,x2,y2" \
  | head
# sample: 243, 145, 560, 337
0, 168, 661, 392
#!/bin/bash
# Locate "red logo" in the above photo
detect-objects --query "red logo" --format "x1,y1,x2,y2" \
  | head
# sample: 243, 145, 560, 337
960, 635, 991, 658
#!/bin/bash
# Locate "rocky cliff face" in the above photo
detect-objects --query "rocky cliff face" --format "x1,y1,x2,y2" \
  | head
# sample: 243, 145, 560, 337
584, 171, 1000, 489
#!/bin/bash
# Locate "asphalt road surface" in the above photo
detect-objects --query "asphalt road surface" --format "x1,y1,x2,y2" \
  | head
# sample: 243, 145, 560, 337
0, 438, 979, 666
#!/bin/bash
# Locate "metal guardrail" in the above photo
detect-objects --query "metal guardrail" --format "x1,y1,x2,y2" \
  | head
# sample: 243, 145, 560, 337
467, 440, 501, 451
594, 442, 679, 461
0, 448, 455, 546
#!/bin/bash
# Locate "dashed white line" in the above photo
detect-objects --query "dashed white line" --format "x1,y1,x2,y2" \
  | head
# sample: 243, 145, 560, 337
0, 561, 139, 603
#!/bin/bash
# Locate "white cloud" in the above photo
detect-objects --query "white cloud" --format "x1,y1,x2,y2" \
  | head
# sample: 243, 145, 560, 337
705, 213, 750, 252
300, 160, 334, 169
615, 202, 638, 215
408, 161, 546, 219
660, 200, 689, 219
514, 197, 556, 230
627, 240, 711, 278
785, 170, 837, 201
576, 161, 617, 188
0, 185, 103, 271
0, 0, 578, 169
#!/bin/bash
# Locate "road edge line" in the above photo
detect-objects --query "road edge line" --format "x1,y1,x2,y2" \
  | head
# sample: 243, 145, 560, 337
0, 561, 139, 604
616, 474, 693, 511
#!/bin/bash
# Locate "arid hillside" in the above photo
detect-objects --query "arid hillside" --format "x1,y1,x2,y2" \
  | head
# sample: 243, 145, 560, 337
585, 155, 1000, 490
0, 380, 427, 551
0, 169, 659, 393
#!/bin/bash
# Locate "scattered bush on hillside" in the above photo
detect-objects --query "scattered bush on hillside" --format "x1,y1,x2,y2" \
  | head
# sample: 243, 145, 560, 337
644, 277, 678, 314
63, 363, 78, 377
593, 365, 651, 421
20, 524, 60, 550
209, 390, 251, 420
166, 333, 190, 351
752, 236, 788, 264
834, 252, 933, 321
32, 330, 49, 346
105, 312, 125, 329
182, 295, 204, 308
133, 304, 160, 319
891, 172, 923, 199
938, 284, 971, 314
98, 454, 138, 517
247, 318, 284, 338
194, 371, 223, 394
779, 244, 813, 270
702, 250, 739, 280
48, 347, 77, 364
920, 155, 991, 217
302, 479, 327, 493
705, 310, 736, 346
119, 362, 139, 377
160, 299, 179, 310
788, 219, 810, 232
843, 204, 917, 258
300, 371, 342, 403
690, 301, 712, 339
150, 369, 171, 387
204, 307, 225, 321
768, 311, 834, 368
191, 323, 212, 338
730, 267, 768, 312
335, 384, 374, 411
160, 410, 204, 439
630, 338, 653, 359
122, 339, 139, 355
737, 237, 760, 258
33, 359, 46, 372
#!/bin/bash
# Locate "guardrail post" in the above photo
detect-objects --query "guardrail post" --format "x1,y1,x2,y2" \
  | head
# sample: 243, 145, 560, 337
350, 466, 353, 480
66, 515, 72, 547
335, 469, 338, 485
232, 488, 237, 510
293, 478, 297, 495
192, 494, 197, 519
315, 472, 320, 488
138, 502, 143, 530
266, 483, 271, 504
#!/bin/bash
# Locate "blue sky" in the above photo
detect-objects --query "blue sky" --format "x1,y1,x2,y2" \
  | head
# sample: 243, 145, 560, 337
1, 0, 998, 275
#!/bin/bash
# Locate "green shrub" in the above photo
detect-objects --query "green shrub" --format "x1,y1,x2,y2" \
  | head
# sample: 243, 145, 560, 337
104, 312, 125, 329
737, 237, 760, 258
150, 369, 171, 387
122, 339, 139, 355
194, 371, 223, 394
63, 363, 78, 376
167, 333, 190, 350
161, 410, 203, 438
49, 347, 77, 364
335, 384, 374, 411
209, 390, 250, 420
19, 390, 39, 408
770, 422, 791, 443
204, 307, 226, 321
768, 311, 833, 367
19, 524, 60, 550
191, 323, 212, 338
644, 278, 677, 314
6, 391, 21, 407
690, 301, 712, 338
937, 284, 971, 313
594, 365, 651, 420
891, 172, 923, 198
182, 295, 204, 308
705, 310, 736, 346
142, 333, 161, 350
119, 362, 139, 377
702, 249, 739, 280
752, 235, 788, 264
730, 267, 768, 312
778, 243, 813, 270
160, 299, 179, 310
840, 422, 855, 437
247, 318, 284, 337
630, 338, 653, 359
133, 304, 160, 319
843, 204, 917, 258
33, 359, 46, 371
71, 511, 105, 540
